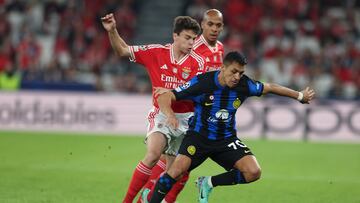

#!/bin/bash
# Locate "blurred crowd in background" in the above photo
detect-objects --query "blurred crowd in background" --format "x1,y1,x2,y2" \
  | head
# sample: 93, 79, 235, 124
0, 0, 359, 100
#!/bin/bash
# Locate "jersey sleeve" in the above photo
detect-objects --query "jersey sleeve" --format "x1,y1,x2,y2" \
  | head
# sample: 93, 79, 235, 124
128, 45, 156, 67
245, 75, 264, 97
172, 75, 205, 101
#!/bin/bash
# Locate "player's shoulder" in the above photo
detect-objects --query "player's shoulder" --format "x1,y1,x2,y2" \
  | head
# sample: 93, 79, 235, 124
239, 74, 252, 84
237, 74, 262, 90
217, 40, 224, 47
193, 36, 205, 50
190, 50, 206, 65
197, 70, 217, 82
190, 49, 205, 59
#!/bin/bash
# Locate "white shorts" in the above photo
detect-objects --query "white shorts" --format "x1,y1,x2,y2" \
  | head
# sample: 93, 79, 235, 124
146, 107, 193, 156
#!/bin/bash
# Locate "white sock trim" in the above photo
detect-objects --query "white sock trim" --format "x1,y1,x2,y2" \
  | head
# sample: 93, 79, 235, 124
207, 176, 213, 188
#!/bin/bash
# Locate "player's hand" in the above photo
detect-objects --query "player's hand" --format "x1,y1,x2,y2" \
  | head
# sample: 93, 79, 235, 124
101, 13, 116, 32
154, 87, 171, 97
300, 87, 315, 104
166, 115, 179, 130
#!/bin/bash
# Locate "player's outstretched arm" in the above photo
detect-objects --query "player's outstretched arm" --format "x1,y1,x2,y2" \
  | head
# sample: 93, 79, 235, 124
101, 13, 130, 57
262, 83, 315, 104
157, 92, 179, 129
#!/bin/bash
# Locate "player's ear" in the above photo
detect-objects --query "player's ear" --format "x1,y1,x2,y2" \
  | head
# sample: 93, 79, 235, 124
201, 20, 205, 29
173, 32, 179, 41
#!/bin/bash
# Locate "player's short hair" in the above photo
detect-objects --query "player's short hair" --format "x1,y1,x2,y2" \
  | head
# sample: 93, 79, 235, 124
173, 16, 201, 35
223, 51, 248, 66
203, 9, 223, 21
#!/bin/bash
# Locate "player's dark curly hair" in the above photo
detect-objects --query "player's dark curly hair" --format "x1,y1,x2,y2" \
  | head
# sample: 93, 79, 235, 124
223, 51, 248, 66
173, 16, 201, 35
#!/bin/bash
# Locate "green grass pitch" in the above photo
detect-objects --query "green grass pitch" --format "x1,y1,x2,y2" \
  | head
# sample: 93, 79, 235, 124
0, 131, 359, 203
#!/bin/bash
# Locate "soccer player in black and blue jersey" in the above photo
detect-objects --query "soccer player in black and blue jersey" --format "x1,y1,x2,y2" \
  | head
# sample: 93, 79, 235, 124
148, 51, 315, 203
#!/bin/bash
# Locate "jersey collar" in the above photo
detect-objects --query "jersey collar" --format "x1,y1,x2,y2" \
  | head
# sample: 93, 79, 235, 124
170, 44, 190, 65
200, 35, 218, 53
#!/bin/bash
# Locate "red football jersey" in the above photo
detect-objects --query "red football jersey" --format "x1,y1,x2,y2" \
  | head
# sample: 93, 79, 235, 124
193, 35, 224, 71
129, 44, 206, 113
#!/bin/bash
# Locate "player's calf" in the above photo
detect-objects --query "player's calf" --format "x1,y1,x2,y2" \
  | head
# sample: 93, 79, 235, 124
149, 173, 176, 203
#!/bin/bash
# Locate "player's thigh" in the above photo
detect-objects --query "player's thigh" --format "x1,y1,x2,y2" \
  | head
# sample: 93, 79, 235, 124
146, 131, 167, 154
177, 132, 209, 171
146, 108, 175, 155
210, 137, 254, 171
147, 109, 192, 156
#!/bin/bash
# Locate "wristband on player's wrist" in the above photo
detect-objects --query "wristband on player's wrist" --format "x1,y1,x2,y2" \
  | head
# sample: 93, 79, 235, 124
297, 92, 304, 102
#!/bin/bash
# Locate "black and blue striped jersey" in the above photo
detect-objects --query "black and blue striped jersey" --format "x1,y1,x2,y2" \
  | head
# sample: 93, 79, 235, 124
172, 71, 264, 140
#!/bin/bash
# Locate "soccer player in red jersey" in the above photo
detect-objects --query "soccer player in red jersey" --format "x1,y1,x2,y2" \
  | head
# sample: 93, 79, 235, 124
141, 9, 225, 203
101, 14, 206, 203
193, 9, 224, 72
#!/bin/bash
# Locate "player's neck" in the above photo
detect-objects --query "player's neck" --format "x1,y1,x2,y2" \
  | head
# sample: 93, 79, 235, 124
203, 36, 216, 47
206, 39, 216, 47
172, 46, 187, 62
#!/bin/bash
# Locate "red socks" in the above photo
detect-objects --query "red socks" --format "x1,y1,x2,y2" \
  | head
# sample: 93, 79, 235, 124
165, 172, 190, 203
125, 160, 190, 203
122, 161, 152, 203
136, 159, 166, 203
147, 172, 190, 203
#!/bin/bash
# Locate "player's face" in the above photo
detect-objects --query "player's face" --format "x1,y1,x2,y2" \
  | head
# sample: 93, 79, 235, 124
201, 15, 223, 43
222, 62, 245, 88
173, 30, 197, 54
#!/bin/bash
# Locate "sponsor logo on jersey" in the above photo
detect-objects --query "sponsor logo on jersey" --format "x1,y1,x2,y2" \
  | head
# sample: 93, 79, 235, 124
207, 109, 232, 123
187, 145, 196, 155
215, 109, 229, 120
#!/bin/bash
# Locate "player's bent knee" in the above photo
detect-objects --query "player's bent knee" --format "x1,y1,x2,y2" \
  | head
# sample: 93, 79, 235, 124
248, 167, 261, 182
167, 167, 185, 180
143, 151, 162, 167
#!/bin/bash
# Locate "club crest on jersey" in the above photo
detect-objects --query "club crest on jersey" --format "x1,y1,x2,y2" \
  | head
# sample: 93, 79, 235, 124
233, 98, 241, 109
181, 67, 192, 79
187, 145, 196, 155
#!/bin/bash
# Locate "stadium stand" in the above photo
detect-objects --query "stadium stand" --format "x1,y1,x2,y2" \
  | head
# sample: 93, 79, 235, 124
0, 0, 359, 99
